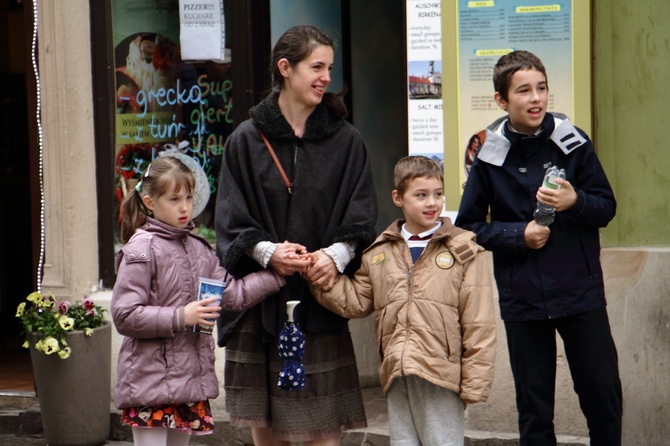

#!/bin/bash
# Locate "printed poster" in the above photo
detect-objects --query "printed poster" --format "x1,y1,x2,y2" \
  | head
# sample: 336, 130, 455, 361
406, 1, 444, 169
179, 0, 228, 62
457, 0, 573, 185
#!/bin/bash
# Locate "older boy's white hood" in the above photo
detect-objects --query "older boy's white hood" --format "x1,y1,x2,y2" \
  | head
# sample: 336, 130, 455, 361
477, 112, 587, 166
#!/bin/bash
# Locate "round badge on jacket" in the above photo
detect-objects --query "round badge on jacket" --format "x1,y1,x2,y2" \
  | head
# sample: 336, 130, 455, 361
435, 251, 455, 269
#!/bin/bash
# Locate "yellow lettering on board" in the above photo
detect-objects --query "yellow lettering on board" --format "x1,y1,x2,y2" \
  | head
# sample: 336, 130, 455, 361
476, 49, 514, 57
516, 5, 561, 13
468, 1, 494, 8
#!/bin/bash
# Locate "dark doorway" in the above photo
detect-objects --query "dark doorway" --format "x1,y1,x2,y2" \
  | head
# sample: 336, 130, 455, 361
0, 0, 36, 396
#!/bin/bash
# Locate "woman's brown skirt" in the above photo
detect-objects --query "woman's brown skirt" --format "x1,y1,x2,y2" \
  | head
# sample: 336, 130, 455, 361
223, 306, 368, 442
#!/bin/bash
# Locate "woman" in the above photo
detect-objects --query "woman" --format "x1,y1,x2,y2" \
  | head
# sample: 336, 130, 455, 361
464, 132, 482, 176
215, 25, 378, 445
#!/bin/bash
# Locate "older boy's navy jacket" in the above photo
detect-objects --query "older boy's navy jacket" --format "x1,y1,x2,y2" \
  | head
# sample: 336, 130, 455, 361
455, 113, 616, 321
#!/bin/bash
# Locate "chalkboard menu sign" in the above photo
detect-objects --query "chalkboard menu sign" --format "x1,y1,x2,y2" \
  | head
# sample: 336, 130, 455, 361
111, 0, 231, 246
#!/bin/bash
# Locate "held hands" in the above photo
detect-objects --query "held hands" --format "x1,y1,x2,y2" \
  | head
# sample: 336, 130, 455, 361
304, 250, 338, 292
536, 178, 577, 213
184, 296, 221, 328
268, 240, 338, 292
269, 241, 312, 276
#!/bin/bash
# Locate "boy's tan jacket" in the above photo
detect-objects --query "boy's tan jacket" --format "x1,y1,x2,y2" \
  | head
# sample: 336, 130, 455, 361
312, 218, 496, 402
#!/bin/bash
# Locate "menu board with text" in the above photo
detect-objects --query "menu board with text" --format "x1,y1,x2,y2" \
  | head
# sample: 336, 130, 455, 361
456, 0, 574, 187
111, 0, 231, 247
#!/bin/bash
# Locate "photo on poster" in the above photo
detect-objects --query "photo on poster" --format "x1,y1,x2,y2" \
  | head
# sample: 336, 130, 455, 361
463, 129, 486, 177
115, 32, 181, 115
408, 60, 442, 100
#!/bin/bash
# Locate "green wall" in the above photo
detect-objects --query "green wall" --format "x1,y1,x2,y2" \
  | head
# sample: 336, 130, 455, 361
595, 0, 670, 246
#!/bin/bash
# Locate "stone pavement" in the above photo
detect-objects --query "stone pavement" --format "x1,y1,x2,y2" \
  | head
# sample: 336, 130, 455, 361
0, 387, 589, 445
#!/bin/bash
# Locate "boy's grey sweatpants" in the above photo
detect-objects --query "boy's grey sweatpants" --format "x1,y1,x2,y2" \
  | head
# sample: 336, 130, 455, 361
387, 375, 465, 446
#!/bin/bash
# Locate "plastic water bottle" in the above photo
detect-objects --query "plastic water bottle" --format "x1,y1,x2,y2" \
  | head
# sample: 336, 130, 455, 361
533, 166, 566, 226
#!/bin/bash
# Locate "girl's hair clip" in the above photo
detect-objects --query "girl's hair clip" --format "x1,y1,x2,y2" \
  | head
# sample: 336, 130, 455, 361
144, 163, 151, 178
135, 180, 143, 193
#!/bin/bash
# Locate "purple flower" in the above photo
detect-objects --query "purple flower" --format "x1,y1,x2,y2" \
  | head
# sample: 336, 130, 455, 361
58, 300, 70, 315
84, 298, 95, 311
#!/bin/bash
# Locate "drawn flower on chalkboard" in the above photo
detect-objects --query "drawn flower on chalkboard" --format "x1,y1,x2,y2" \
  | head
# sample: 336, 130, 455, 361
116, 144, 153, 180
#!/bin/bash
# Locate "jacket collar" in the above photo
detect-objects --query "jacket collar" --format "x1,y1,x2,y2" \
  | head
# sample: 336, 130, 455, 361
142, 217, 195, 240
248, 91, 343, 141
375, 217, 454, 246
477, 112, 585, 166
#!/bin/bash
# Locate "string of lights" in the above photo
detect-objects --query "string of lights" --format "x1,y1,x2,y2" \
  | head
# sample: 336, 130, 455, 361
30, 0, 45, 293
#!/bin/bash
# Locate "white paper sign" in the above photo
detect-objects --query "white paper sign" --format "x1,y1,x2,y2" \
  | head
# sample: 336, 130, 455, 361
178, 0, 229, 62
406, 1, 444, 160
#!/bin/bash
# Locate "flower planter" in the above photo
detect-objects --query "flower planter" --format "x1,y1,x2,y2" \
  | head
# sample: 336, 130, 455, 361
29, 321, 111, 446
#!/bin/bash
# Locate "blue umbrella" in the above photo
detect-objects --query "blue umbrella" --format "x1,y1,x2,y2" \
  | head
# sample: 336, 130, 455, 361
277, 300, 306, 390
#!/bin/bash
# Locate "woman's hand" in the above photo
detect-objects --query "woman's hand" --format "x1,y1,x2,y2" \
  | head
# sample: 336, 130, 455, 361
269, 241, 312, 276
305, 250, 338, 291
184, 296, 221, 327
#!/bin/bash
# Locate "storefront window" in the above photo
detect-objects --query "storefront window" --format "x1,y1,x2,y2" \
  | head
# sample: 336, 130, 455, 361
109, 0, 231, 250
93, 0, 350, 285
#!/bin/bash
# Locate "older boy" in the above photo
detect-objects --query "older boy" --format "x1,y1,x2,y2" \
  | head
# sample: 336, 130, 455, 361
311, 155, 496, 445
455, 50, 622, 445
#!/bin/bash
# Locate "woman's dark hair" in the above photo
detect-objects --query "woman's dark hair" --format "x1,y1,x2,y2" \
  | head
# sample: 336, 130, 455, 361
466, 134, 481, 150
119, 156, 195, 243
271, 25, 348, 118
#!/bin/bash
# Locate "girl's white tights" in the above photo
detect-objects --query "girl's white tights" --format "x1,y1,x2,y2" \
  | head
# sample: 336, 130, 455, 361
132, 426, 191, 446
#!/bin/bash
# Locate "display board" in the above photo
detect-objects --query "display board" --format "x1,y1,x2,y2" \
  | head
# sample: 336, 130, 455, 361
437, 0, 592, 212
406, 0, 444, 166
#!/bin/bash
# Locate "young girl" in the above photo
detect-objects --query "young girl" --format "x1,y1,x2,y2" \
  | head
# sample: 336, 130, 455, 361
112, 156, 286, 446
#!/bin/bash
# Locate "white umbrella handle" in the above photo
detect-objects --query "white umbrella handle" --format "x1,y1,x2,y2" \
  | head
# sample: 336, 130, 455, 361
286, 300, 300, 323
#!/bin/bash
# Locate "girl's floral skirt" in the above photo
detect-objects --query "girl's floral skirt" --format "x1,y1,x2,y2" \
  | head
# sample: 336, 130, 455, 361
121, 400, 214, 435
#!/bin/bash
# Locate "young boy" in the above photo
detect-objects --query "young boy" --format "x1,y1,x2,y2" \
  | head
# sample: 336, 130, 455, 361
455, 50, 622, 445
311, 155, 496, 445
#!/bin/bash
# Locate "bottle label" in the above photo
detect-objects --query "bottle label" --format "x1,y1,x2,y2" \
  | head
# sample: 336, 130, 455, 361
544, 175, 560, 189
